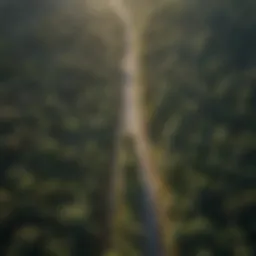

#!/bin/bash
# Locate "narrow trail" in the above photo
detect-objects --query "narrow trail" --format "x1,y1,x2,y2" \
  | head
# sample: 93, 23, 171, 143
108, 1, 175, 255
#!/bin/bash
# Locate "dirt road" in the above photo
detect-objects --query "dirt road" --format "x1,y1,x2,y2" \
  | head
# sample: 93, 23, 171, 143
109, 1, 173, 255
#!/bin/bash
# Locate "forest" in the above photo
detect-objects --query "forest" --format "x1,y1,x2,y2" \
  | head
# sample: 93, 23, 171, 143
0, 0, 255, 255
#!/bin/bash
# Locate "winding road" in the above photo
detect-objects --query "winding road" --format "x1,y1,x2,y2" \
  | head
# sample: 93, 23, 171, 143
108, 1, 174, 255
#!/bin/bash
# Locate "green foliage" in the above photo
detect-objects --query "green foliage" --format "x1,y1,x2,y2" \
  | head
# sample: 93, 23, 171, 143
142, 0, 256, 255
0, 1, 122, 255
0, 0, 255, 255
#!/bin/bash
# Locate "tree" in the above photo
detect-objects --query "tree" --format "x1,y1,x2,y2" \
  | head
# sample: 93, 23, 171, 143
0, 1, 123, 255
142, 0, 256, 255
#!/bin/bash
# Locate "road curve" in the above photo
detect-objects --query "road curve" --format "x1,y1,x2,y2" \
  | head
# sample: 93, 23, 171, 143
109, 1, 174, 255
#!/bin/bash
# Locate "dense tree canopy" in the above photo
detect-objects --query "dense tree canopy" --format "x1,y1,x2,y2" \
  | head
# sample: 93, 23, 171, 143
0, 1, 123, 255
0, 0, 255, 255
143, 0, 256, 255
